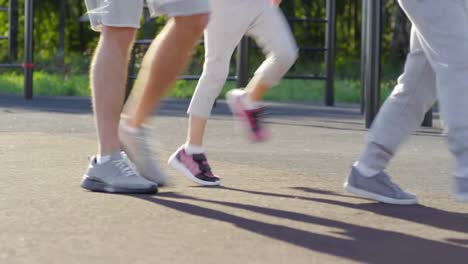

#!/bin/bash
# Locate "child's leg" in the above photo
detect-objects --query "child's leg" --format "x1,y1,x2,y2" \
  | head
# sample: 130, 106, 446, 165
169, 0, 259, 185
245, 5, 298, 102
224, 4, 297, 142
186, 0, 257, 146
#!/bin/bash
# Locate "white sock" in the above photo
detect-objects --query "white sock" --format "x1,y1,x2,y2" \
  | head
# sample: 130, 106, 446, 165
241, 94, 260, 110
183, 143, 204, 155
120, 123, 140, 134
97, 154, 111, 164
353, 161, 380, 177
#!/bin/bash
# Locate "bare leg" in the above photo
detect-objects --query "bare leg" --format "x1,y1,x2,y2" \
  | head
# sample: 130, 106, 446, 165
90, 26, 136, 155
187, 115, 207, 146
245, 76, 272, 102
124, 14, 209, 128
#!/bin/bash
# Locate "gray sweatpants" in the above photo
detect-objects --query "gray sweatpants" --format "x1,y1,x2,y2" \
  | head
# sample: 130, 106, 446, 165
187, 0, 298, 118
358, 0, 468, 178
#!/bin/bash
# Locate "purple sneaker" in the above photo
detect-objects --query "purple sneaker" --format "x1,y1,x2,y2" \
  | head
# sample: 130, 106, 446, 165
226, 89, 271, 142
168, 146, 220, 186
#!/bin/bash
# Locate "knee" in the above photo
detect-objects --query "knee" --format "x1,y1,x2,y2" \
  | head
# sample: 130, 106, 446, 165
273, 46, 298, 69
100, 26, 137, 50
202, 65, 229, 87
174, 13, 210, 36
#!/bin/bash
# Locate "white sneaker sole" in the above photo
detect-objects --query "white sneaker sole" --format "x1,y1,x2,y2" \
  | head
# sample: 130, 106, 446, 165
168, 152, 220, 186
81, 175, 158, 194
344, 182, 417, 205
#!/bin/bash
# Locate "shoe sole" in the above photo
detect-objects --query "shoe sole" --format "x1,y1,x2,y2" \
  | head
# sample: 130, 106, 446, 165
81, 176, 158, 194
344, 182, 417, 205
226, 92, 269, 142
168, 153, 220, 186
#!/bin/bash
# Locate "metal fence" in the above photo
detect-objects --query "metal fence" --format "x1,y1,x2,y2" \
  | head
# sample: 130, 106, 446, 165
0, 0, 34, 99
127, 0, 337, 106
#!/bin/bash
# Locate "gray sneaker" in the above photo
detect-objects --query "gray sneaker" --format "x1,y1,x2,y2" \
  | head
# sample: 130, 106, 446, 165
454, 177, 468, 202
81, 151, 158, 194
344, 167, 417, 205
119, 124, 169, 185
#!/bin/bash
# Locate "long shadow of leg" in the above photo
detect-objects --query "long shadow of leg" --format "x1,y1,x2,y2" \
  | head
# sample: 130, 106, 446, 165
219, 186, 468, 235
128, 193, 468, 264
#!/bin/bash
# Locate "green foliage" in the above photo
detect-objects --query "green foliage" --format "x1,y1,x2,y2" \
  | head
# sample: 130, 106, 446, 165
0, 72, 396, 104
0, 0, 409, 101
0, 71, 89, 96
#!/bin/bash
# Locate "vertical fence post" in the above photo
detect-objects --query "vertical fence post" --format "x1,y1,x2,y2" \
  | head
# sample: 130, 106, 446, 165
363, 0, 381, 128
24, 0, 34, 100
360, 0, 367, 114
8, 0, 18, 62
325, 0, 336, 106
236, 36, 249, 88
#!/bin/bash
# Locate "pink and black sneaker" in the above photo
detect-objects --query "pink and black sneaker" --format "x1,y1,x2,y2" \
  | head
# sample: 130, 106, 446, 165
168, 146, 220, 186
226, 89, 271, 142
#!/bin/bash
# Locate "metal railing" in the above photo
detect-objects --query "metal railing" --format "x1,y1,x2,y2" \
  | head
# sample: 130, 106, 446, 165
0, 0, 34, 99
127, 0, 337, 106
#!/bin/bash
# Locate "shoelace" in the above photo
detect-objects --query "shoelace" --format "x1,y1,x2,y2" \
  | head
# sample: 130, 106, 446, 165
112, 153, 139, 177
381, 173, 404, 193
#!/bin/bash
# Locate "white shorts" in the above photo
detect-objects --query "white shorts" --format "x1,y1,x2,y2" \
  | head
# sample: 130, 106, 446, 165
84, 0, 211, 31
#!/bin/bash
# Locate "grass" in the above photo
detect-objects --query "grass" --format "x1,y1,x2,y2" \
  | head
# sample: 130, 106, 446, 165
0, 71, 90, 96
0, 71, 395, 104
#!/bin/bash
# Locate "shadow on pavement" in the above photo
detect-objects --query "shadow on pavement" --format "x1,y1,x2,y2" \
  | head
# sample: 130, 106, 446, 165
219, 186, 468, 236
128, 191, 468, 263
294, 186, 468, 235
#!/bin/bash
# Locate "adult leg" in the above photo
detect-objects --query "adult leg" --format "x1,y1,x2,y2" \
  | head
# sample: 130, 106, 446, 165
344, 27, 437, 205
398, 0, 468, 201
124, 14, 209, 127
91, 27, 136, 155
356, 28, 437, 176
81, 0, 157, 193
119, 0, 211, 185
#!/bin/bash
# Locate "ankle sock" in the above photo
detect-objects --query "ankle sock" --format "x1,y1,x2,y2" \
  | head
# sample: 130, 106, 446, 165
353, 161, 380, 178
184, 143, 204, 155
97, 155, 111, 164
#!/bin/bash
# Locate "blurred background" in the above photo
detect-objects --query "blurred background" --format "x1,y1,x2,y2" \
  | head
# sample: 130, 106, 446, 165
0, 0, 411, 103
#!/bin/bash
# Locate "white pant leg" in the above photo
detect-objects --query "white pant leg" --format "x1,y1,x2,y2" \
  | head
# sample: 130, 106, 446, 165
398, 0, 468, 178
187, 0, 261, 118
246, 4, 298, 86
358, 27, 437, 172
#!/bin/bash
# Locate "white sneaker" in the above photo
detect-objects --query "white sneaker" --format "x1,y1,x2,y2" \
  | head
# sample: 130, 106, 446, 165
119, 124, 169, 186
81, 151, 158, 194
